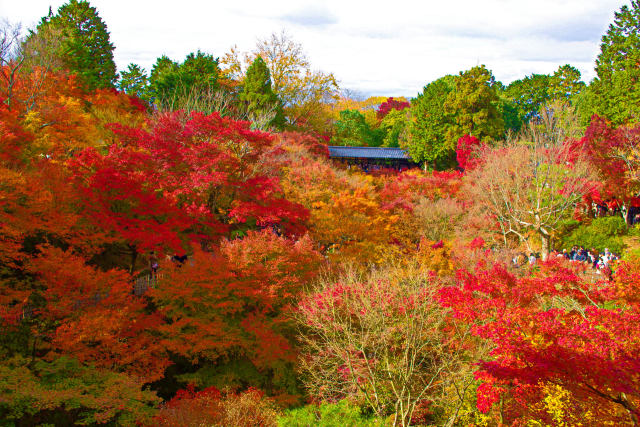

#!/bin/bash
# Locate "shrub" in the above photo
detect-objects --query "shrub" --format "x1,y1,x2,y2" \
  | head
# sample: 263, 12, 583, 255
278, 400, 386, 427
561, 216, 627, 254
154, 385, 279, 427
297, 263, 476, 426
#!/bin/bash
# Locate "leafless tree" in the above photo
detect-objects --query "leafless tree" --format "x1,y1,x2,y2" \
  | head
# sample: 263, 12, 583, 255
465, 109, 595, 258
297, 263, 480, 426
0, 20, 24, 109
156, 83, 281, 132
0, 20, 65, 113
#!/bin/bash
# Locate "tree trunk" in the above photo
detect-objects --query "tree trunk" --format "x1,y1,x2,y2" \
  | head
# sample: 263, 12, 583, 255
128, 244, 137, 274
541, 234, 550, 261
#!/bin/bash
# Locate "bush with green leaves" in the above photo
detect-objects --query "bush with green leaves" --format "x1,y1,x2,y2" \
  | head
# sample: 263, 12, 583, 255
278, 400, 386, 427
561, 216, 627, 254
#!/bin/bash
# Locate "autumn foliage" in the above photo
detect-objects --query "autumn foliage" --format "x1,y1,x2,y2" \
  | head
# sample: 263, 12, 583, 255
439, 258, 640, 425
4, 5, 640, 425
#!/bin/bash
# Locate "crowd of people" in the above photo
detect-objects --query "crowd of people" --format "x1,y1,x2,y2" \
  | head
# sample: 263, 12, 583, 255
513, 246, 619, 279
595, 197, 640, 225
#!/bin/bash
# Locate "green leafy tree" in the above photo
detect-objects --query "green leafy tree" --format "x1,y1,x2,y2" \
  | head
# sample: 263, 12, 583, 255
444, 65, 504, 155
148, 51, 220, 109
501, 65, 583, 131
239, 56, 284, 130
549, 64, 585, 100
31, 0, 116, 90
379, 108, 409, 147
0, 356, 160, 425
407, 75, 456, 168
148, 55, 180, 102
117, 63, 149, 100
279, 400, 386, 427
588, 0, 640, 124
505, 73, 551, 126
331, 109, 383, 147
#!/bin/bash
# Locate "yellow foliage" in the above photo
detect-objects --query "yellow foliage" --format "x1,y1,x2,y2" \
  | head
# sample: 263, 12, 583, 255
527, 383, 598, 427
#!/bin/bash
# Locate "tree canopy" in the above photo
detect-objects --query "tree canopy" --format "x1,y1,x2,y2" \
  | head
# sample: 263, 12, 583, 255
30, 0, 116, 90
588, 0, 640, 124
407, 75, 456, 168
239, 56, 284, 130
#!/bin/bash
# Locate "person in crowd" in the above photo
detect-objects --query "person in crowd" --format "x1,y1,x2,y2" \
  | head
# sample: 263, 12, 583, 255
601, 260, 613, 280
149, 251, 159, 278
528, 253, 537, 265
579, 247, 589, 262
596, 202, 608, 217
172, 254, 188, 265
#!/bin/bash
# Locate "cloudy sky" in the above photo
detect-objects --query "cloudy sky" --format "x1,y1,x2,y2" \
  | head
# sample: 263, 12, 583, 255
2, 0, 629, 97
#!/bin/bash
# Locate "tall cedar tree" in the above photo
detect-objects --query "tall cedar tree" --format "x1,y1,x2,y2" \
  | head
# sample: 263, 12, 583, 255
118, 63, 149, 101
240, 56, 284, 130
589, 0, 640, 124
32, 0, 116, 90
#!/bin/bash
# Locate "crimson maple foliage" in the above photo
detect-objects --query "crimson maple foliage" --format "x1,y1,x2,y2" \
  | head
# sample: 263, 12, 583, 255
376, 97, 410, 120
455, 134, 483, 171
439, 258, 640, 425
69, 111, 309, 257
26, 246, 169, 383
569, 116, 640, 212
378, 169, 463, 211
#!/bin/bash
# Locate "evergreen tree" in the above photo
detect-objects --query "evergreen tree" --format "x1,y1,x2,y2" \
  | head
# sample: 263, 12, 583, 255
31, 0, 116, 90
117, 63, 149, 100
148, 55, 180, 103
239, 56, 284, 130
588, 0, 640, 124
180, 50, 219, 92
504, 73, 551, 126
549, 64, 585, 100
148, 51, 219, 109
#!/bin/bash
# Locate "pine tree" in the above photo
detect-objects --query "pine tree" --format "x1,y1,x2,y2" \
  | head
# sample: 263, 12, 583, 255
32, 0, 116, 90
589, 0, 640, 124
240, 56, 284, 130
117, 63, 149, 100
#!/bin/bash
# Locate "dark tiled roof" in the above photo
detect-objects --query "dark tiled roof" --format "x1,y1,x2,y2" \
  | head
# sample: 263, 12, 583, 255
328, 146, 409, 159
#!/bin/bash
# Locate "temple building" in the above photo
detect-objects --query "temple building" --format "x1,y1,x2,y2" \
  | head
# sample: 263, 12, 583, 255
327, 146, 418, 171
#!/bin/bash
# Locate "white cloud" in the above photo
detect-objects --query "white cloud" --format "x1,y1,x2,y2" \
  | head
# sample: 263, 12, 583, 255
2, 0, 629, 97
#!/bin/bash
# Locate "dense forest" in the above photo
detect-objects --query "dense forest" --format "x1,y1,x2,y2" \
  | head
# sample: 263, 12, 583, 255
2, 0, 640, 425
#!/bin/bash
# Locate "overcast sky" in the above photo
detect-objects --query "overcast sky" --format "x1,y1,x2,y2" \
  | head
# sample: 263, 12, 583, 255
1, 0, 629, 97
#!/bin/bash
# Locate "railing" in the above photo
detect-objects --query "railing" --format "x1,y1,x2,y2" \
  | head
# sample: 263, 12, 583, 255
133, 273, 163, 296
